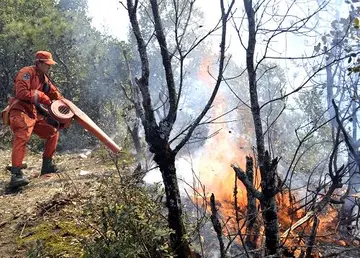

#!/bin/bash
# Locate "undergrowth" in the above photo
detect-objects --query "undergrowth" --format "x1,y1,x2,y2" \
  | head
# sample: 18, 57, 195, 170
21, 166, 173, 258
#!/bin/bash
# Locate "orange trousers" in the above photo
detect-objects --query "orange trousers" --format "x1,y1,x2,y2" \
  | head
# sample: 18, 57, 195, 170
9, 110, 59, 167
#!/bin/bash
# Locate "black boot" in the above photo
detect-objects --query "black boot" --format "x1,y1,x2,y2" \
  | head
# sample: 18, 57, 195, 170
9, 167, 30, 188
41, 157, 59, 175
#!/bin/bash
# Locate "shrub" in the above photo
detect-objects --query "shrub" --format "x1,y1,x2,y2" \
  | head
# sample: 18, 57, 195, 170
83, 183, 174, 258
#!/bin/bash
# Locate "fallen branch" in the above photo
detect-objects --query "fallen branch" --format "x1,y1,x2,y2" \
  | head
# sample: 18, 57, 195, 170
281, 211, 315, 238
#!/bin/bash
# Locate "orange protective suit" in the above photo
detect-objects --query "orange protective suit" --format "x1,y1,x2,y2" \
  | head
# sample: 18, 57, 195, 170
9, 65, 63, 167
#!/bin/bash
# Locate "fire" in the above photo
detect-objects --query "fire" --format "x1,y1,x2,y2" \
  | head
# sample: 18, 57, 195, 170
196, 55, 251, 208
193, 56, 356, 255
196, 55, 258, 232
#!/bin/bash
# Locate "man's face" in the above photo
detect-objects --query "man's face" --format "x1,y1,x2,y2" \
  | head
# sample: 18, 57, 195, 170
37, 62, 51, 74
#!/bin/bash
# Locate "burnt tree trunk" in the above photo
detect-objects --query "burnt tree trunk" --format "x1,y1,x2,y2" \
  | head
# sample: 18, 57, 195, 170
304, 215, 319, 258
127, 1, 193, 255
243, 0, 280, 255
259, 152, 280, 255
152, 140, 192, 257
244, 156, 260, 250
232, 155, 280, 256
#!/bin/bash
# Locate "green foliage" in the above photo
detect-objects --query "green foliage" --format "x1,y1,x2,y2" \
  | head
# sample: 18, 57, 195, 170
83, 184, 174, 258
15, 164, 172, 258
0, 0, 131, 151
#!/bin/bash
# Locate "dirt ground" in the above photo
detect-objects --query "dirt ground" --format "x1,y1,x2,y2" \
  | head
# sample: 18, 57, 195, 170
0, 148, 116, 257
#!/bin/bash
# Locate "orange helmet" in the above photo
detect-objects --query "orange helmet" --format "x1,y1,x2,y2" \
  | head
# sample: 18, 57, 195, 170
35, 51, 57, 65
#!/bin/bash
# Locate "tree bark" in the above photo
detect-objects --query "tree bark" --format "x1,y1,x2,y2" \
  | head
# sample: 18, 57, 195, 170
243, 0, 280, 255
260, 152, 280, 256
153, 142, 192, 257
244, 156, 260, 250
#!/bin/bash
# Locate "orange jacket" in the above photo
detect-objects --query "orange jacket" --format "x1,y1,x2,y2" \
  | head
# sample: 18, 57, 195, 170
10, 65, 63, 118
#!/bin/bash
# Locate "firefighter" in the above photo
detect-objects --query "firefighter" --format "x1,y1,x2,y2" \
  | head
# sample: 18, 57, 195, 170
7, 51, 63, 188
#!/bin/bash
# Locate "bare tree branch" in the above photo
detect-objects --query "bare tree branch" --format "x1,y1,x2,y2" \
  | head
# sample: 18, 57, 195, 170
173, 0, 235, 154
150, 0, 177, 135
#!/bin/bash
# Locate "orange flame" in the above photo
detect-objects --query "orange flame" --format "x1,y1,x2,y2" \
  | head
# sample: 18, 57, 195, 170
196, 55, 251, 207
193, 56, 356, 254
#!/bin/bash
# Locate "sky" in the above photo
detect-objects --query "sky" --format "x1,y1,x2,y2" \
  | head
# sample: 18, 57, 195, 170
87, 0, 129, 40
86, 0, 349, 68
87, 0, 220, 41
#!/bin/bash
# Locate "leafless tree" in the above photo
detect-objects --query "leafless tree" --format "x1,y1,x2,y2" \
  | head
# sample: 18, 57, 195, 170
228, 0, 351, 256
125, 0, 235, 256
321, 5, 360, 234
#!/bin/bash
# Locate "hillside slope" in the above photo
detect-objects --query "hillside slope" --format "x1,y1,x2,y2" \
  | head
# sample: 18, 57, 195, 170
0, 149, 117, 257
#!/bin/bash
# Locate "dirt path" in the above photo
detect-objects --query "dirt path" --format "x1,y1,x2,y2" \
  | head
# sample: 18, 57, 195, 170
0, 149, 111, 257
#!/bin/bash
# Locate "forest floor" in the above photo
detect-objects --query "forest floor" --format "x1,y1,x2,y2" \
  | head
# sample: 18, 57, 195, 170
0, 147, 360, 258
0, 148, 128, 257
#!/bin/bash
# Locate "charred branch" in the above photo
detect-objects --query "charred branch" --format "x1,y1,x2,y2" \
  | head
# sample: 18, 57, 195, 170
243, 0, 265, 161
231, 163, 263, 200
127, 0, 157, 135
233, 172, 250, 258
333, 99, 359, 165
244, 156, 261, 251
304, 215, 319, 258
260, 151, 280, 198
173, 0, 194, 111
210, 193, 227, 258
314, 166, 345, 213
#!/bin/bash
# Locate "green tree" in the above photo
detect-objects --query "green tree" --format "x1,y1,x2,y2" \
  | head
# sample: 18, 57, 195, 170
0, 0, 130, 150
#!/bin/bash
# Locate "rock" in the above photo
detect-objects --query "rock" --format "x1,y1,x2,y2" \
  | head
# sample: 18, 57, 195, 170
79, 170, 91, 176
78, 153, 87, 159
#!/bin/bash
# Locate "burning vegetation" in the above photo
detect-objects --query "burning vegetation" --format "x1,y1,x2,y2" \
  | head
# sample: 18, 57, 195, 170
193, 57, 360, 257
195, 150, 359, 257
